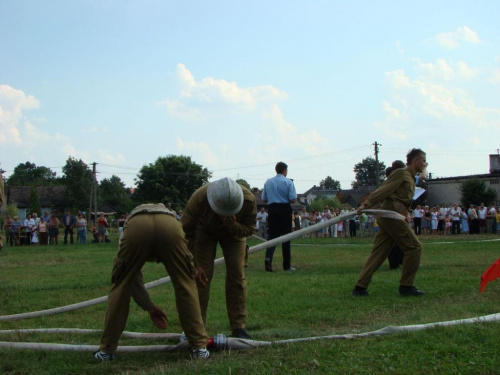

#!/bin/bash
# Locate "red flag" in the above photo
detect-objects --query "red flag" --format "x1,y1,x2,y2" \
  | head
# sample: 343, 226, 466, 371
480, 257, 500, 293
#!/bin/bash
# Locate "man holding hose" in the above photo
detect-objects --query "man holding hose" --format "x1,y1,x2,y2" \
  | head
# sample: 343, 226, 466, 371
352, 148, 428, 297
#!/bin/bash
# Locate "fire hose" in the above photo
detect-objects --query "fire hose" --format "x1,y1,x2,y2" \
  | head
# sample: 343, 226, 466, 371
0, 209, 400, 322
1, 208, 497, 353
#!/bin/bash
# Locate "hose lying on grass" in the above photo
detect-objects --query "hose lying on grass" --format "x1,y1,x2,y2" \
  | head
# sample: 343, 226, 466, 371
0, 313, 499, 352
0, 209, 402, 322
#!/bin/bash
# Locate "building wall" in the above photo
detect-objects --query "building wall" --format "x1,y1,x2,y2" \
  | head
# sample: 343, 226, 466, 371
427, 175, 500, 206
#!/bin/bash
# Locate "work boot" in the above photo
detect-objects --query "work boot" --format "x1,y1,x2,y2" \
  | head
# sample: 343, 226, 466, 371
265, 260, 273, 272
399, 286, 425, 296
352, 286, 369, 296
231, 328, 252, 339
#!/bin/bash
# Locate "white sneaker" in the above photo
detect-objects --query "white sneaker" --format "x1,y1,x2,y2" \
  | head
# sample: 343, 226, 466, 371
285, 267, 296, 271
191, 348, 210, 359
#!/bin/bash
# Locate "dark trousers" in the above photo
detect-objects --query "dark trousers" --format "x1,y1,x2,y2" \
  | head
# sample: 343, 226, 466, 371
413, 218, 422, 235
452, 220, 460, 234
64, 227, 74, 244
349, 220, 357, 237
265, 203, 292, 270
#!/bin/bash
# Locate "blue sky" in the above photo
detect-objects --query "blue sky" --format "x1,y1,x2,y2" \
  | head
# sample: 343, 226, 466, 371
1, 1, 499, 193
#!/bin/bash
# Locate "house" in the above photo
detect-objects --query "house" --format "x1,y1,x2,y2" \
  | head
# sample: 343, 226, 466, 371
299, 185, 339, 206
5, 186, 69, 221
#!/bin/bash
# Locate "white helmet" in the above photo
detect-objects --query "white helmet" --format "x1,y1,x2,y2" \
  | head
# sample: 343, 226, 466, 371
207, 177, 244, 216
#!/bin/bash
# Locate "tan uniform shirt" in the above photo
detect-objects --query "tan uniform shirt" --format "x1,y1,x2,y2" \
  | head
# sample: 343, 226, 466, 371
181, 184, 256, 263
364, 167, 416, 217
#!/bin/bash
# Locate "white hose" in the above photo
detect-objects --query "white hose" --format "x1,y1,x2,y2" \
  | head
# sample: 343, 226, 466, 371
0, 209, 401, 322
1, 313, 498, 352
0, 328, 181, 339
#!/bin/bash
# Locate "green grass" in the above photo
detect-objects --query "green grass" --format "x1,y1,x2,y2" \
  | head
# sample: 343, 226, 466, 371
1, 233, 500, 374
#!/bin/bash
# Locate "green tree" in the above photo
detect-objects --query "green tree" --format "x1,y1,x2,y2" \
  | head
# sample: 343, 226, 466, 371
352, 157, 386, 188
99, 175, 133, 215
459, 177, 497, 208
61, 157, 92, 211
236, 179, 250, 190
308, 197, 343, 212
0, 204, 19, 223
28, 186, 42, 216
134, 155, 212, 208
319, 176, 341, 190
6, 162, 58, 187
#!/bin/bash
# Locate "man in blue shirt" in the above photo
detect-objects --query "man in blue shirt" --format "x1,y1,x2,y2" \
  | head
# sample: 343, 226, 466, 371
262, 162, 297, 272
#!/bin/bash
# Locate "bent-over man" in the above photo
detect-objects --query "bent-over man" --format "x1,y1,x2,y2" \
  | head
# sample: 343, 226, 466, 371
182, 177, 256, 339
94, 203, 209, 361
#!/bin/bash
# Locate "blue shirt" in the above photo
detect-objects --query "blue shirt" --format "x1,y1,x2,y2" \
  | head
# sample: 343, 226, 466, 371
262, 174, 297, 204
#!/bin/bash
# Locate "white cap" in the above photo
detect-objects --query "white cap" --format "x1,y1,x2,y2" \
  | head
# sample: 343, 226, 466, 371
207, 178, 244, 216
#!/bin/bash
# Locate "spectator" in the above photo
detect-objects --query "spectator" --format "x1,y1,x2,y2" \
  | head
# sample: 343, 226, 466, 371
118, 214, 126, 239
97, 213, 108, 243
349, 208, 357, 237
24, 214, 35, 246
450, 204, 461, 235
37, 218, 49, 245
76, 213, 87, 244
486, 205, 496, 234
412, 205, 423, 235
42, 211, 51, 224
460, 207, 469, 235
49, 213, 60, 245
256, 207, 268, 240
62, 210, 76, 244
422, 206, 431, 235
11, 216, 21, 246
262, 162, 297, 272
293, 210, 301, 232
330, 208, 338, 237
300, 207, 310, 236
430, 207, 438, 235
478, 204, 487, 234
3, 214, 13, 247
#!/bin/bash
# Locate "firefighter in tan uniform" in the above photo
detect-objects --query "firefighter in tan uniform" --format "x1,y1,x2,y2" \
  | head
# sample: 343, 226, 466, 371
182, 178, 257, 339
353, 148, 428, 297
94, 203, 210, 361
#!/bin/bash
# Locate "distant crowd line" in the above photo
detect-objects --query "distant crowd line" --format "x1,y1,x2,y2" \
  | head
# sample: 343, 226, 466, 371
1, 210, 129, 247
255, 202, 500, 240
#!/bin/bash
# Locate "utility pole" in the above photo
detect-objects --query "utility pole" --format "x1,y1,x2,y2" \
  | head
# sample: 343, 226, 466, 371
88, 162, 98, 229
374, 141, 381, 186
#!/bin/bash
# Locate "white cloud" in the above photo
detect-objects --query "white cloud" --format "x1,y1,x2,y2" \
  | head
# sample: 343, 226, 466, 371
379, 55, 499, 139
414, 59, 476, 81
163, 63, 288, 118
176, 136, 220, 167
429, 26, 481, 50
0, 85, 39, 144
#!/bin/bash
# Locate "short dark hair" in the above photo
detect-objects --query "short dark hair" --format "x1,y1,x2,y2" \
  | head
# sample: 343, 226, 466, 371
275, 161, 288, 174
385, 167, 393, 177
392, 160, 405, 169
406, 148, 425, 164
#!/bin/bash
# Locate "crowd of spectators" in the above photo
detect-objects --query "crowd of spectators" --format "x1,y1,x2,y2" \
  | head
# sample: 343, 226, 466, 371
0, 210, 108, 246
255, 202, 499, 240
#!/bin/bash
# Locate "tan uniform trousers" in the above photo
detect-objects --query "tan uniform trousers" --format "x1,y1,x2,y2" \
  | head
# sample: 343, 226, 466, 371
195, 226, 247, 331
99, 214, 207, 353
356, 216, 422, 289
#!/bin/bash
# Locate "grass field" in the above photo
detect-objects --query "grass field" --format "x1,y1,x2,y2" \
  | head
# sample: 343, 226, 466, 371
1, 232, 499, 374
